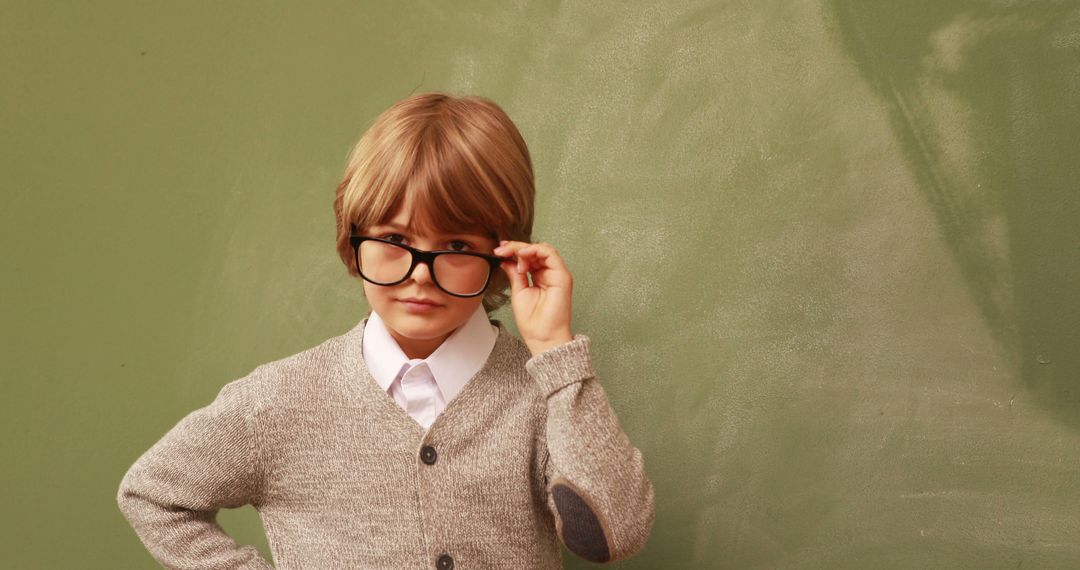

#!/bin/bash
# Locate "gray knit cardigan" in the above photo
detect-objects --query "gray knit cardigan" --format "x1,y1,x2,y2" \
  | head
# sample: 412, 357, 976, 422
117, 316, 655, 569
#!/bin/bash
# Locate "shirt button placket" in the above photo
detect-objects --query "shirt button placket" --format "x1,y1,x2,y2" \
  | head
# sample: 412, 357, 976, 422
417, 443, 441, 565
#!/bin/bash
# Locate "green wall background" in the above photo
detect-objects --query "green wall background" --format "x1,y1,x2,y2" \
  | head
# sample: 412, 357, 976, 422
3, 1, 1079, 568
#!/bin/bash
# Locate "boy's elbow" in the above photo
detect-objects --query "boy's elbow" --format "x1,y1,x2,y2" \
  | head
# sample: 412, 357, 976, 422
552, 475, 656, 563
116, 471, 138, 521
116, 465, 151, 524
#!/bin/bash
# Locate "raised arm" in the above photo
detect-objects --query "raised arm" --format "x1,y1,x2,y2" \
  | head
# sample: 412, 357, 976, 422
526, 336, 656, 563
117, 371, 273, 569
495, 239, 656, 561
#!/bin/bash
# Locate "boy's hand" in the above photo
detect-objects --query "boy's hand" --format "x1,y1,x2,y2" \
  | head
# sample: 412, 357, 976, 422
493, 240, 574, 357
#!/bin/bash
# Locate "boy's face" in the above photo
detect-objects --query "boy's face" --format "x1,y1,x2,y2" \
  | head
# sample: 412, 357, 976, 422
360, 205, 498, 360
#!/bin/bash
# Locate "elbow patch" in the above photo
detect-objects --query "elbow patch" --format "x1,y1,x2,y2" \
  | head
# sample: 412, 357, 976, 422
550, 478, 614, 563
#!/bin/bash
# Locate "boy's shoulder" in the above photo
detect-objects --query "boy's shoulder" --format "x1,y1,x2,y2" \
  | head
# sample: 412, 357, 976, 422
488, 318, 533, 364
221, 320, 364, 412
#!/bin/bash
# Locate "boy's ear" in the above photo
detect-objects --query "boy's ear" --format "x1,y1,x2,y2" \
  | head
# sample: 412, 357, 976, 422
488, 270, 509, 294
482, 275, 511, 313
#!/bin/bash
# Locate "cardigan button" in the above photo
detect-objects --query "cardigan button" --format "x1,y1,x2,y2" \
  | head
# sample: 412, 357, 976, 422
436, 553, 454, 570
420, 445, 438, 465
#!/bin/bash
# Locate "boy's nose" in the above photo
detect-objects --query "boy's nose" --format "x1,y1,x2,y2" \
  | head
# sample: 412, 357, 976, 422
410, 260, 434, 285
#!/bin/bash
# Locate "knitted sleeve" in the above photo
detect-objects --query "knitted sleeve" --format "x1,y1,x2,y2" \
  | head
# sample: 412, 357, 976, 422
525, 335, 656, 563
116, 369, 273, 570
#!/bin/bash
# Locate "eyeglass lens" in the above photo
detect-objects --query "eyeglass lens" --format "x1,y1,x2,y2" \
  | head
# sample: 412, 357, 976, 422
358, 240, 491, 296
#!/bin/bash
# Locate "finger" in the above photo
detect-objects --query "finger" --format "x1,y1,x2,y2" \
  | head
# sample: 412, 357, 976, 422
494, 241, 539, 275
513, 243, 571, 276
514, 250, 541, 276
493, 240, 531, 258
495, 241, 572, 288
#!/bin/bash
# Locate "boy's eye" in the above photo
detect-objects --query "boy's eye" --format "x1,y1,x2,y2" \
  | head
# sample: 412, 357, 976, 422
448, 240, 472, 252
382, 233, 406, 244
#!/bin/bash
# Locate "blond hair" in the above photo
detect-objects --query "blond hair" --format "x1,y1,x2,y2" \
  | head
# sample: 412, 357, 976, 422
333, 92, 535, 313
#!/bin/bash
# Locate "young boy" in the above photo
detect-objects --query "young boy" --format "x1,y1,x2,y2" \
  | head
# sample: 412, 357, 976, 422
117, 92, 655, 569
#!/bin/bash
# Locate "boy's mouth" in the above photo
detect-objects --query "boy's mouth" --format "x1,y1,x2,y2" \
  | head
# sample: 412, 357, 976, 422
400, 296, 439, 305
399, 297, 442, 313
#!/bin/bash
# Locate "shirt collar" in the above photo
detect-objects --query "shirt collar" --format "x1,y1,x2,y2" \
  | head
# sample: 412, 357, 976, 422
362, 304, 498, 404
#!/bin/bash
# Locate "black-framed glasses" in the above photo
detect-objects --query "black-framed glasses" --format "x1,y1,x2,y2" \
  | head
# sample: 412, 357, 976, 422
348, 224, 507, 298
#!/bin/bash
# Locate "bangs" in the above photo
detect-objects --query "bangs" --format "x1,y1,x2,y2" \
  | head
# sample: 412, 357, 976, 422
356, 115, 519, 241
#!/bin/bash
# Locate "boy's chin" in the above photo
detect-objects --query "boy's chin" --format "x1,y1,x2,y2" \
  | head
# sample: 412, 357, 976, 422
387, 315, 455, 340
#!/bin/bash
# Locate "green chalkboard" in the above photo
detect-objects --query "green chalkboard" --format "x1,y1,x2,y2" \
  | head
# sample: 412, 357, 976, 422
3, 1, 1079, 568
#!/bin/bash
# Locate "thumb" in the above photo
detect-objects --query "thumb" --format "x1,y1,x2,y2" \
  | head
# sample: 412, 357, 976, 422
501, 260, 529, 294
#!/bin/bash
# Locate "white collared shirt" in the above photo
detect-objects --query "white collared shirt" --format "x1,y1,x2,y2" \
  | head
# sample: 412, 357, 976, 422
362, 304, 498, 430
